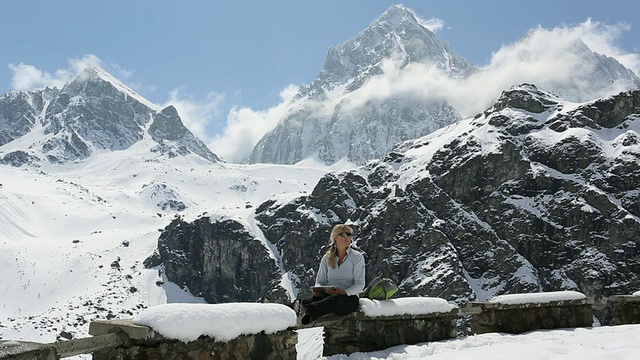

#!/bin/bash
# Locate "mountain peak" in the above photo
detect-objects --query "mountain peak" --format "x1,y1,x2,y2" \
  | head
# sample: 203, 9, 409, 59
304, 4, 474, 95
251, 5, 475, 165
74, 65, 125, 89
75, 65, 109, 81
69, 65, 160, 111
488, 83, 563, 115
374, 5, 420, 29
0, 65, 220, 166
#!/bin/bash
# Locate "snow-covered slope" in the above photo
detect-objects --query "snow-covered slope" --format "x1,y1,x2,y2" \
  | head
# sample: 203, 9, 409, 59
0, 141, 335, 343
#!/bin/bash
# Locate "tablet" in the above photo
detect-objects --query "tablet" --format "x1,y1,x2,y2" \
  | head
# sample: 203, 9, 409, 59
312, 286, 337, 295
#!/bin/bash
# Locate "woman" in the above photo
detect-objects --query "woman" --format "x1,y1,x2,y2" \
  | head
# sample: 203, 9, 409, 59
295, 224, 366, 325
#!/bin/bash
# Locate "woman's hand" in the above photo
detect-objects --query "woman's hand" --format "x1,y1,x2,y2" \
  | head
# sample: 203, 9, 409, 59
311, 289, 321, 297
327, 287, 346, 295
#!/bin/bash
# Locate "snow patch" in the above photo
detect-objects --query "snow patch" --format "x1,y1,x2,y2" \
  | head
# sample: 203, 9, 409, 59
489, 291, 586, 305
132, 303, 296, 342
359, 297, 455, 317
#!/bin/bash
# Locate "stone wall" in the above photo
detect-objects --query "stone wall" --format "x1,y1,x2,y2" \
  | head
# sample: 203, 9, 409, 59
11, 295, 640, 359
307, 309, 458, 356
468, 298, 593, 334
92, 332, 297, 360
0, 341, 56, 360
89, 319, 297, 360
610, 296, 640, 325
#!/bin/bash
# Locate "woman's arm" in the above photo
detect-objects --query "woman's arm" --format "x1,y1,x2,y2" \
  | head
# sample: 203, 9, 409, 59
343, 253, 366, 296
315, 255, 328, 286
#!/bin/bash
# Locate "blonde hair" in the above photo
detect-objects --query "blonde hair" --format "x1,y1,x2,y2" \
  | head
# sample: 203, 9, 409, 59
326, 224, 351, 269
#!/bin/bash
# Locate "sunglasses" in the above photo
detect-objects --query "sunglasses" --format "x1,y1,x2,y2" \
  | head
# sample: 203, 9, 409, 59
338, 232, 353, 238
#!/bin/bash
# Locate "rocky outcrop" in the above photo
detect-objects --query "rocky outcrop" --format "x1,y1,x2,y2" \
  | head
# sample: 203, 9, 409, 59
0, 89, 55, 147
155, 216, 287, 303
154, 86, 640, 324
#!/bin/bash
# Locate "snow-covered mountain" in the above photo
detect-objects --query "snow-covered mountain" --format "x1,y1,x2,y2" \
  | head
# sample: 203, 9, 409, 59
157, 85, 640, 323
0, 138, 337, 344
249, 5, 475, 165
0, 65, 340, 344
249, 5, 640, 166
536, 38, 640, 102
2, 4, 640, 355
0, 66, 220, 166
304, 4, 476, 95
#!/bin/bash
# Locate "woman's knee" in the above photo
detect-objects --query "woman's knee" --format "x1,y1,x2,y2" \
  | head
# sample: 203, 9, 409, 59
332, 295, 360, 315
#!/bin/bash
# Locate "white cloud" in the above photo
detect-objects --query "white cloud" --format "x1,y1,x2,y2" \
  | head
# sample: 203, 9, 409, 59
8, 63, 73, 91
162, 88, 226, 145
469, 19, 640, 107
401, 6, 445, 33
418, 17, 445, 33
333, 19, 640, 119
205, 20, 640, 163
208, 85, 299, 163
8, 54, 137, 92
69, 54, 103, 75
574, 19, 640, 75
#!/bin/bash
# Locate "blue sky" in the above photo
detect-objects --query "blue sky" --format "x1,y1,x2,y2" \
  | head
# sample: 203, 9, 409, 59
2, 1, 640, 160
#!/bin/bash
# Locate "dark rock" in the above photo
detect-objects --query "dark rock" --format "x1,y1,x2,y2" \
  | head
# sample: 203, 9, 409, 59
58, 330, 73, 340
153, 87, 640, 324
143, 249, 162, 268
151, 216, 288, 303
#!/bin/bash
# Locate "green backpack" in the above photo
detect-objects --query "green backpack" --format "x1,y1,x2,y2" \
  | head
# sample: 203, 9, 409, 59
360, 276, 398, 300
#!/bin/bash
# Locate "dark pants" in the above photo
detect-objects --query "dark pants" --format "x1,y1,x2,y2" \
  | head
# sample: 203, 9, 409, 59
301, 294, 360, 323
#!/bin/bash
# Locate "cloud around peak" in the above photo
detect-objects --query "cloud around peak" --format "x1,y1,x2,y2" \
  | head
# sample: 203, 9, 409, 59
208, 19, 640, 162
349, 18, 640, 116
8, 54, 137, 92
5, 19, 639, 164
207, 85, 299, 162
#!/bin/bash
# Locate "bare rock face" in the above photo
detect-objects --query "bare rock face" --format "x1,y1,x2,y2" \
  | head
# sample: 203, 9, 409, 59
154, 85, 640, 324
155, 216, 288, 303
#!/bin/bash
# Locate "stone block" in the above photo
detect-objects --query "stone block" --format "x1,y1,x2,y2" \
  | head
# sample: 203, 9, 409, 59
89, 319, 158, 340
468, 297, 593, 334
51, 333, 123, 358
610, 295, 640, 325
0, 340, 56, 360
314, 308, 458, 356
91, 329, 297, 360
